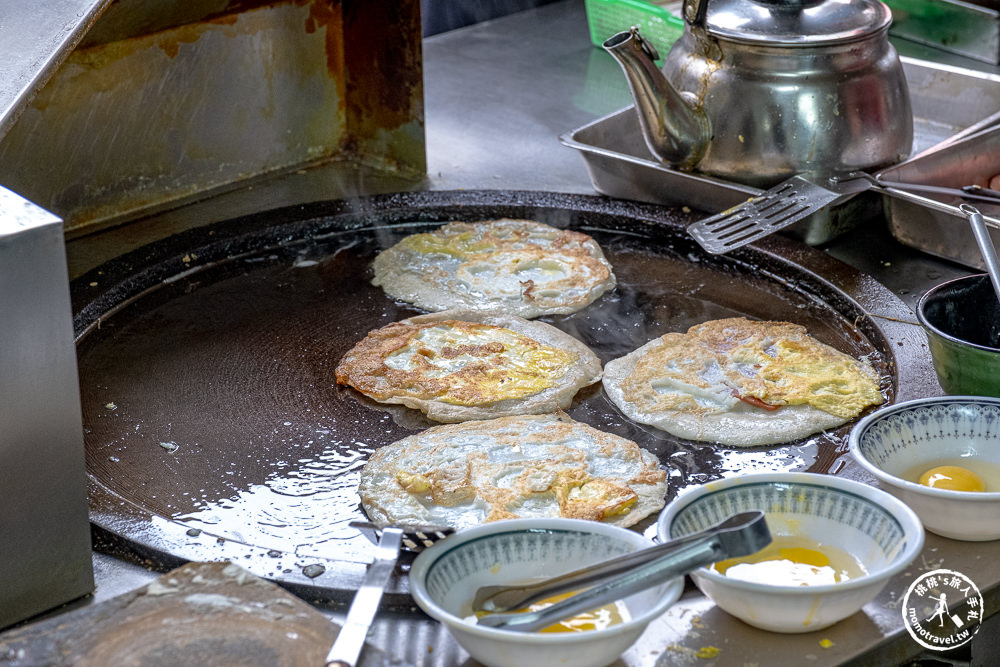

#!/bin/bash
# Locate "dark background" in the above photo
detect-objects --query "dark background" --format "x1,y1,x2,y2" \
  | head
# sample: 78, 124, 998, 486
422, 0, 562, 35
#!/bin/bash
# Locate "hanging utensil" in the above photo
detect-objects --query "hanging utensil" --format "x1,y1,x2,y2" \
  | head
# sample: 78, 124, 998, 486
961, 204, 1000, 308
688, 172, 1000, 255
325, 521, 454, 667
473, 510, 770, 632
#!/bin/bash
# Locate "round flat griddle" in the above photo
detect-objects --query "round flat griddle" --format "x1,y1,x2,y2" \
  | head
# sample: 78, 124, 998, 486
73, 190, 936, 604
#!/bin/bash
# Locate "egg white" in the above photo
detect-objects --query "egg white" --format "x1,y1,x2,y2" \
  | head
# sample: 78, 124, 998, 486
359, 413, 667, 529
371, 219, 616, 319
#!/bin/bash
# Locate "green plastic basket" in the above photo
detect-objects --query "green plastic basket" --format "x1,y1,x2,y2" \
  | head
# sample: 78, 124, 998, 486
584, 0, 685, 52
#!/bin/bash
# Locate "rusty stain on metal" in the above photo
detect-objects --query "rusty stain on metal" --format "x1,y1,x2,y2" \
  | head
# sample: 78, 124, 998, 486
0, 0, 426, 234
304, 0, 343, 72
304, 0, 346, 117
343, 0, 424, 146
156, 16, 237, 59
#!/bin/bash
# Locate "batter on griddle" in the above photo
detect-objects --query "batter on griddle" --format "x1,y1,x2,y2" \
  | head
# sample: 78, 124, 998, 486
359, 413, 667, 529
371, 219, 616, 318
336, 309, 602, 423
603, 317, 884, 447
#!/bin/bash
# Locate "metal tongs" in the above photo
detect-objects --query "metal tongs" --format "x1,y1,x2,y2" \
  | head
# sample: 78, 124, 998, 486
473, 510, 771, 632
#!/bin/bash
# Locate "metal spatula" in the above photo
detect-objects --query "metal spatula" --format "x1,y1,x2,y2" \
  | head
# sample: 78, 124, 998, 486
687, 171, 1000, 255
325, 520, 454, 667
686, 173, 869, 254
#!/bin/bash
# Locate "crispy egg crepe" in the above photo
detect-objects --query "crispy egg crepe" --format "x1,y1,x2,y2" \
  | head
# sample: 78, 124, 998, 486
371, 219, 616, 318
603, 318, 884, 447
336, 310, 602, 422
359, 413, 667, 529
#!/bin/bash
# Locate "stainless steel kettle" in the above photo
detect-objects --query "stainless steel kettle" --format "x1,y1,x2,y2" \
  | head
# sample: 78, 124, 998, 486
603, 0, 913, 188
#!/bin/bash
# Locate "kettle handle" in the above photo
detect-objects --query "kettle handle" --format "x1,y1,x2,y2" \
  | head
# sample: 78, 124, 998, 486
683, 0, 710, 28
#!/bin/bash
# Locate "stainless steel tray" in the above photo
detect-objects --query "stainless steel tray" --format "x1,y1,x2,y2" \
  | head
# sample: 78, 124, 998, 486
879, 124, 1000, 270
560, 56, 1000, 246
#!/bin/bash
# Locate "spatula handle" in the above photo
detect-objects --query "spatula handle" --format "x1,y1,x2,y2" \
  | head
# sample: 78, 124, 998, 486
962, 204, 1000, 308
325, 527, 403, 667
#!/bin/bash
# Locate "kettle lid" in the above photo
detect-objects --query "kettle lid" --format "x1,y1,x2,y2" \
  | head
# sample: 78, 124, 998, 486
699, 0, 893, 45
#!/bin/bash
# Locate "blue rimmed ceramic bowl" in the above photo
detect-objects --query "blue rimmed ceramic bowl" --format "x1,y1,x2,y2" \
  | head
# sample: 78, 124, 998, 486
850, 396, 1000, 541
657, 472, 924, 633
409, 518, 683, 667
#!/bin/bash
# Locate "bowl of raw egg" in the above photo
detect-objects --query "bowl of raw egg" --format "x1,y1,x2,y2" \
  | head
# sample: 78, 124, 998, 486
657, 472, 924, 633
850, 395, 1000, 541
408, 517, 684, 667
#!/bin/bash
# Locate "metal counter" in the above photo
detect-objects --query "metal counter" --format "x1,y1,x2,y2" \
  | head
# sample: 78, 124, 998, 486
45, 1, 1000, 665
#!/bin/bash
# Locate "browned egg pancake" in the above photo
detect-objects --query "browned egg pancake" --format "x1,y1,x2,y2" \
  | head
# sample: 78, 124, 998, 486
359, 413, 667, 529
335, 309, 602, 422
371, 219, 616, 318
603, 318, 884, 447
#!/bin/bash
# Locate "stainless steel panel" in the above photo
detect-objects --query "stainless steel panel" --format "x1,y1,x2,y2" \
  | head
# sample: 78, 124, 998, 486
0, 187, 94, 629
0, 0, 426, 237
0, 0, 112, 138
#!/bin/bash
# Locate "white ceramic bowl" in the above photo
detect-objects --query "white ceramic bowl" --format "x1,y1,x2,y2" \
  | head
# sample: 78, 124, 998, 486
657, 472, 924, 634
850, 396, 1000, 541
409, 518, 684, 667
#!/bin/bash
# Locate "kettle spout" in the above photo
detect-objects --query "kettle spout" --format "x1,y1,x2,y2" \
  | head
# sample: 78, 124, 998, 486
603, 28, 709, 169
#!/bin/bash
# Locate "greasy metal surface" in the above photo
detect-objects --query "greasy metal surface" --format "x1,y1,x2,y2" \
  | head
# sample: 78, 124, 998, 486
0, 562, 340, 667
52, 2, 1000, 663
0, 0, 425, 236
79, 1, 306, 46
72, 190, 935, 605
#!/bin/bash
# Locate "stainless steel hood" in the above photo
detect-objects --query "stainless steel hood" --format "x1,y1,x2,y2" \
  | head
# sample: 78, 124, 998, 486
0, 0, 426, 237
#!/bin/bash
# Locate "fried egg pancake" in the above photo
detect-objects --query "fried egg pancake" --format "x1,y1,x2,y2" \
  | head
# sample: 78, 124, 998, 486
336, 310, 602, 422
371, 219, 616, 318
359, 413, 667, 528
603, 318, 884, 447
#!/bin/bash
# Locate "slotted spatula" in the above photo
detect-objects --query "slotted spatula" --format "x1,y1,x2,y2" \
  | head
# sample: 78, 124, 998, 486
687, 171, 1000, 254
686, 173, 870, 254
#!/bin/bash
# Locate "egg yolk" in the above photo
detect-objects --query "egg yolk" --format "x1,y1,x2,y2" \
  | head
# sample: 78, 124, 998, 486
476, 591, 630, 633
384, 322, 575, 405
918, 465, 985, 492
711, 536, 864, 586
